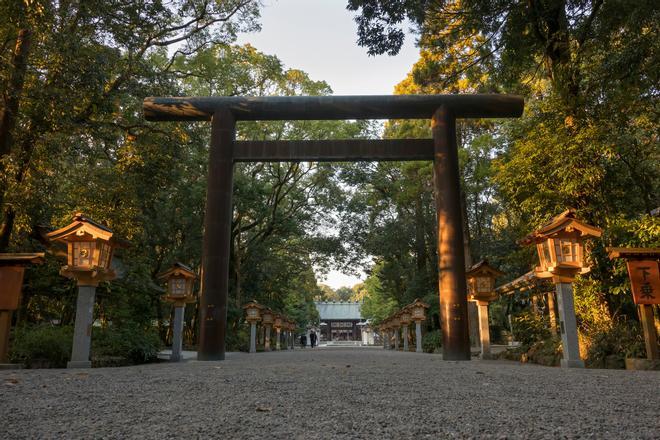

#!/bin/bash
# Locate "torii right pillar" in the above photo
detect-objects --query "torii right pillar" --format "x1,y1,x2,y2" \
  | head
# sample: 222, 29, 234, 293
433, 106, 471, 360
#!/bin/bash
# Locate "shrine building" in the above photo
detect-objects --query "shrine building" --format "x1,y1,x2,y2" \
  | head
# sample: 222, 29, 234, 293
314, 301, 364, 342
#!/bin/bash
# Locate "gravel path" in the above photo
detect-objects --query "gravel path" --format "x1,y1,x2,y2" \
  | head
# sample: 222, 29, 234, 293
2, 347, 659, 439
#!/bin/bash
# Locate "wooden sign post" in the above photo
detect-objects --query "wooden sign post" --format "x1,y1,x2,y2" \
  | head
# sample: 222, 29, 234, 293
0, 253, 45, 365
608, 248, 660, 364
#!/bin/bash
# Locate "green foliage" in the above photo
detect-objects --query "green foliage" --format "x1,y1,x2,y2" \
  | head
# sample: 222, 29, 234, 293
511, 311, 551, 349
10, 325, 73, 368
92, 324, 162, 365
422, 329, 442, 354
586, 321, 647, 369
227, 324, 250, 353
523, 337, 562, 367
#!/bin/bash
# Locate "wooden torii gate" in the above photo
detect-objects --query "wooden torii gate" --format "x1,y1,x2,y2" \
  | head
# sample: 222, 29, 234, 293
143, 94, 524, 361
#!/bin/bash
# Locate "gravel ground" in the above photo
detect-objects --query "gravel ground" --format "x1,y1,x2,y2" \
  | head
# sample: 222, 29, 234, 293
1, 347, 659, 439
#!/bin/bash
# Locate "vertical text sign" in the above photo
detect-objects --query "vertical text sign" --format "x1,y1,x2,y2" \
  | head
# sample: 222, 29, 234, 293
626, 260, 660, 305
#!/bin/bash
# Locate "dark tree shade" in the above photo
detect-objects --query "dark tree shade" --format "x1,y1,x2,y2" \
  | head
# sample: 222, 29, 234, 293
346, 0, 429, 55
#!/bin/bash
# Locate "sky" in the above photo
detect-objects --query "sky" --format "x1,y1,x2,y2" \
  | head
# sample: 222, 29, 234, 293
236, 0, 420, 289
236, 0, 420, 96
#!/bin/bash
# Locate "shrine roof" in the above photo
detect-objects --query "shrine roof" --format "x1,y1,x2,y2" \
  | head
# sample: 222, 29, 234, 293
314, 301, 363, 321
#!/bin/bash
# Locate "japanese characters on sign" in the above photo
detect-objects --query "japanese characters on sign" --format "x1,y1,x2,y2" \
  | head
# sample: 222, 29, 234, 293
626, 260, 660, 305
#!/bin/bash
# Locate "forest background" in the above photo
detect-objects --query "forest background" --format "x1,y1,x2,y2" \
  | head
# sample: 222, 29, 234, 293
0, 0, 657, 366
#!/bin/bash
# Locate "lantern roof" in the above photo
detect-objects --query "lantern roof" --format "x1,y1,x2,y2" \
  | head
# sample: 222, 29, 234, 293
607, 247, 660, 260
521, 210, 602, 245
45, 213, 128, 247
409, 298, 430, 309
157, 262, 197, 280
466, 260, 504, 278
242, 300, 264, 310
0, 253, 45, 266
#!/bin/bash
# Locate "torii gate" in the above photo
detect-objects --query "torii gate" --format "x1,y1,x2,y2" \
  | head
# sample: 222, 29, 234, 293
143, 94, 524, 361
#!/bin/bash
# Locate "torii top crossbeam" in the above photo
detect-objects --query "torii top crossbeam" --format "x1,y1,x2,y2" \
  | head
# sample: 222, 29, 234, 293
144, 94, 524, 121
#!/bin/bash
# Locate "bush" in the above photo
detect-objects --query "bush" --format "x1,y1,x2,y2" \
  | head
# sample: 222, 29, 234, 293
10, 325, 73, 368
226, 324, 250, 352
523, 337, 562, 367
92, 324, 162, 365
422, 329, 442, 353
511, 311, 551, 349
586, 320, 647, 369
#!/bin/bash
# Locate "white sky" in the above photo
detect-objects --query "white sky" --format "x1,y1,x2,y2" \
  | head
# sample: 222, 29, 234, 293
236, 0, 420, 96
237, 0, 420, 288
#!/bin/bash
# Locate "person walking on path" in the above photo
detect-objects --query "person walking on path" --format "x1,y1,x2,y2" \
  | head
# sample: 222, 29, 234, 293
310, 331, 317, 348
300, 333, 307, 348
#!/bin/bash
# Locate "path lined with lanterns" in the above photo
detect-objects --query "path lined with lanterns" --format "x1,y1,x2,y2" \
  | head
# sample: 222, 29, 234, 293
3, 347, 659, 439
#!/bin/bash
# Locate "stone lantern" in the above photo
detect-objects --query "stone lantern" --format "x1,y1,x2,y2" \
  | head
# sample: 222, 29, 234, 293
288, 320, 297, 349
399, 308, 412, 351
46, 213, 127, 368
0, 253, 45, 365
273, 315, 283, 350
379, 322, 389, 349
522, 209, 602, 368
261, 308, 274, 351
243, 301, 263, 353
391, 314, 401, 350
466, 261, 504, 359
158, 263, 197, 362
409, 299, 429, 353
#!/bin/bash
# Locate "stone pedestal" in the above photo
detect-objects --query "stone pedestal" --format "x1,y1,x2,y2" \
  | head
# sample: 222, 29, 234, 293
249, 322, 257, 353
477, 301, 491, 359
171, 305, 184, 362
264, 325, 271, 351
67, 285, 96, 369
403, 326, 409, 351
276, 328, 281, 350
555, 282, 584, 368
415, 321, 422, 353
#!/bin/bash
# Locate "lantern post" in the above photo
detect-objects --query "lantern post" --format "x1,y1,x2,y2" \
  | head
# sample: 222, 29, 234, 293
288, 320, 296, 349
522, 210, 602, 368
273, 315, 283, 350
607, 247, 660, 367
391, 314, 401, 350
380, 323, 388, 349
399, 309, 412, 351
0, 253, 45, 365
46, 214, 126, 368
243, 301, 263, 353
158, 263, 197, 362
261, 309, 274, 351
465, 261, 504, 360
410, 299, 429, 353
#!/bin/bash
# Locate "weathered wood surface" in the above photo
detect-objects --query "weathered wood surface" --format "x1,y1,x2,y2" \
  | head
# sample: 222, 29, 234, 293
233, 139, 434, 162
144, 94, 524, 121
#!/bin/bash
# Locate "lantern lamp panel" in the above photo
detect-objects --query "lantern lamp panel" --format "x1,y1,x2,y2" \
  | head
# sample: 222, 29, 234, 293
72, 241, 94, 268
98, 242, 111, 269
476, 276, 492, 293
169, 278, 187, 296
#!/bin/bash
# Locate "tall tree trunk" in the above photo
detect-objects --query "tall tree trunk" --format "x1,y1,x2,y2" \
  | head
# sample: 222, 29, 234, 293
0, 29, 32, 250
0, 29, 31, 158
